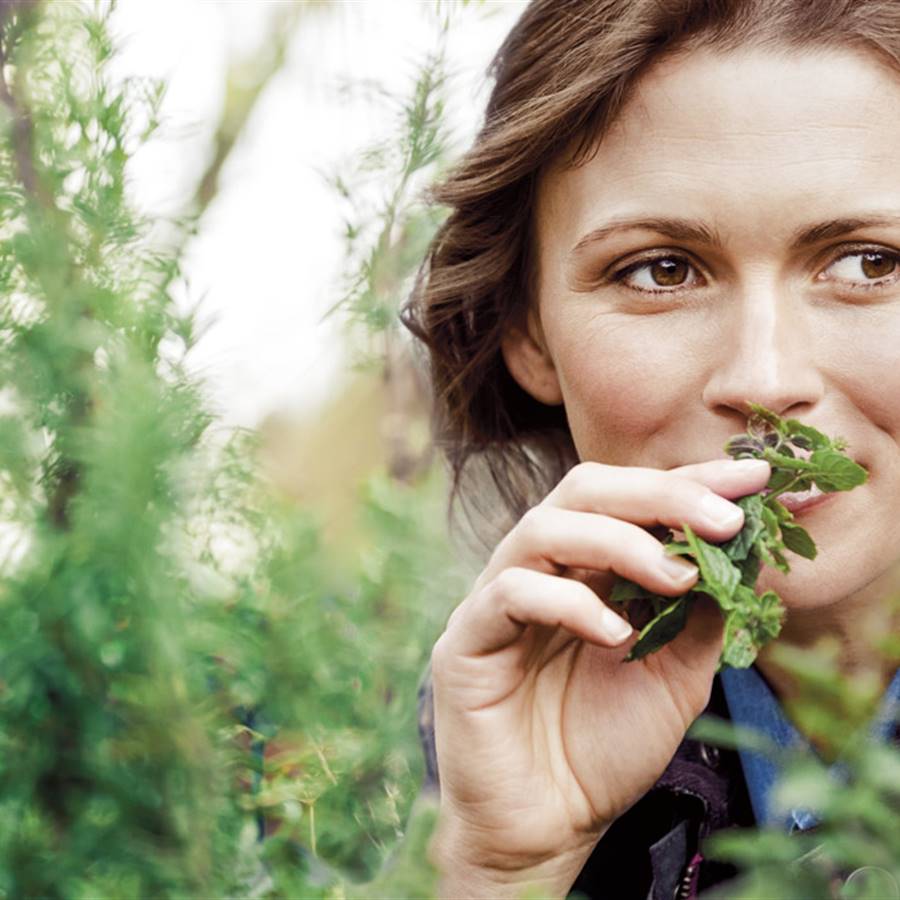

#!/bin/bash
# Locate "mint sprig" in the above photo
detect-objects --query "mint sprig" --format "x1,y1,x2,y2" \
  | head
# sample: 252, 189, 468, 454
610, 404, 868, 668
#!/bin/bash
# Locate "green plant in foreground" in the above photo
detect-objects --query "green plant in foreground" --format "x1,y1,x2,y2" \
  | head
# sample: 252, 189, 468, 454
610, 404, 868, 667
692, 637, 900, 899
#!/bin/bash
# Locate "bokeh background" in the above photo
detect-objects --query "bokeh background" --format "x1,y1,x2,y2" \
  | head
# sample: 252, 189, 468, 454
110, 1, 516, 410
101, 0, 525, 888
0, 2, 527, 895
107, 0, 522, 548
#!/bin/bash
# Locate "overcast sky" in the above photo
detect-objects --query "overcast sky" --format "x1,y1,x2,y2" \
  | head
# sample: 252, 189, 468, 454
106, 1, 523, 427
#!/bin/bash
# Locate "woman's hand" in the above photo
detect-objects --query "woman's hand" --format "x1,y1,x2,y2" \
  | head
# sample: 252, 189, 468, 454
428, 457, 771, 898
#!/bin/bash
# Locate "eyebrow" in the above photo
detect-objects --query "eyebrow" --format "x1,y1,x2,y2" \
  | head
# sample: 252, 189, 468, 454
568, 213, 900, 259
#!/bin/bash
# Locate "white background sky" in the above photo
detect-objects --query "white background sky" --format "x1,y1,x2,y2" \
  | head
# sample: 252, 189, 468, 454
105, 0, 524, 427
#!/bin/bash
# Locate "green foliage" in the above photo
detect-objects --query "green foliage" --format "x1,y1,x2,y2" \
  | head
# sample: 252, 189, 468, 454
611, 408, 867, 666
697, 640, 900, 899
0, 2, 461, 897
327, 28, 450, 342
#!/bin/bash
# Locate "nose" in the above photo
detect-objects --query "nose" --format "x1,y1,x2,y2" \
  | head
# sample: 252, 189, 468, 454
701, 278, 825, 421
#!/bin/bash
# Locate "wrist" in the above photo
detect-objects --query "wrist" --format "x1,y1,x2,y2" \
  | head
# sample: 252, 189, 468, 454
430, 808, 604, 900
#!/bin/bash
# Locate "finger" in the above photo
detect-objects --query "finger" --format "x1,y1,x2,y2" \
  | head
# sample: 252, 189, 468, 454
489, 507, 699, 594
544, 459, 770, 540
669, 457, 772, 497
438, 567, 632, 660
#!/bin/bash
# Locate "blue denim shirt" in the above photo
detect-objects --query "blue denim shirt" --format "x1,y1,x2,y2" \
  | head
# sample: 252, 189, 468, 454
721, 663, 900, 830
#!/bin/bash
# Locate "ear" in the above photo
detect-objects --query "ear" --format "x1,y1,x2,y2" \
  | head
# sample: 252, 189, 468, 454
500, 311, 564, 406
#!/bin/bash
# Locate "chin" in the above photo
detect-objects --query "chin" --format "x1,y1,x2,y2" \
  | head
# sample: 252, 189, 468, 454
755, 549, 900, 618
755, 560, 846, 612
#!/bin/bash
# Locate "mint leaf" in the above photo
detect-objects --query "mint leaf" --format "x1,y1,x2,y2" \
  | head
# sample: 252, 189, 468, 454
615, 405, 867, 669
721, 494, 764, 562
766, 468, 799, 493
626, 597, 691, 661
780, 522, 817, 560
663, 540, 692, 557
783, 418, 830, 450
610, 579, 652, 604
808, 449, 868, 492
769, 499, 793, 523
759, 540, 791, 573
682, 523, 740, 606
722, 613, 758, 669
740, 549, 762, 588
762, 448, 811, 471
760, 505, 780, 539
755, 590, 786, 640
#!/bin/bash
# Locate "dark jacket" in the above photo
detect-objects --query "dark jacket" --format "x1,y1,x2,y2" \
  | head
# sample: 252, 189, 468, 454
416, 673, 754, 900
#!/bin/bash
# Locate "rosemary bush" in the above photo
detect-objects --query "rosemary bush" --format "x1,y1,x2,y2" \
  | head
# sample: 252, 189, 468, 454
0, 3, 459, 897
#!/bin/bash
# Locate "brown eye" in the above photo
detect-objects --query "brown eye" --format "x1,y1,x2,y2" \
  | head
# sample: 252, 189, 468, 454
861, 252, 896, 279
824, 249, 900, 288
650, 258, 689, 286
617, 255, 700, 293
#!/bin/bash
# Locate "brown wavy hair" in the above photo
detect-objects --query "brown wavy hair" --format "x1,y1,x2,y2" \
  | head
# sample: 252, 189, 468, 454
401, 0, 900, 541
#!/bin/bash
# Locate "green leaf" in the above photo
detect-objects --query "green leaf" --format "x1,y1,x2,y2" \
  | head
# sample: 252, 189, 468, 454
719, 588, 783, 668
609, 579, 651, 605
755, 591, 785, 640
721, 495, 764, 562
761, 505, 780, 539
808, 449, 868, 492
693, 578, 733, 609
688, 714, 779, 755
780, 522, 817, 560
626, 597, 691, 661
768, 499, 793, 523
765, 468, 798, 492
618, 406, 864, 669
663, 540, 692, 557
722, 611, 758, 668
759, 541, 791, 573
739, 492, 765, 520
740, 549, 762, 587
783, 418, 830, 451
683, 524, 740, 606
762, 447, 813, 470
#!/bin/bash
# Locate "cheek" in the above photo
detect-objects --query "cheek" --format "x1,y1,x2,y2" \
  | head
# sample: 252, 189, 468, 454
829, 311, 900, 437
552, 314, 696, 464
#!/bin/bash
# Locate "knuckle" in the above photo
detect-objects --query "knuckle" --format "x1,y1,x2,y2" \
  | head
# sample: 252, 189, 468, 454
562, 460, 606, 497
444, 601, 465, 632
516, 505, 552, 544
489, 566, 528, 602
571, 578, 598, 605
429, 632, 453, 678
661, 472, 708, 507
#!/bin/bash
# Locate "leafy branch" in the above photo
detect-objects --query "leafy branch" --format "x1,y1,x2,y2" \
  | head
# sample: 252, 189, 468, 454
610, 403, 868, 668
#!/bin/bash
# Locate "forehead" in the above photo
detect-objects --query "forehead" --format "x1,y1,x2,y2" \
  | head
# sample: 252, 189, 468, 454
535, 46, 900, 253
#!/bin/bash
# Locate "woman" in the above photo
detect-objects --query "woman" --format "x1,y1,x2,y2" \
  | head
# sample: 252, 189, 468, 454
402, 0, 900, 896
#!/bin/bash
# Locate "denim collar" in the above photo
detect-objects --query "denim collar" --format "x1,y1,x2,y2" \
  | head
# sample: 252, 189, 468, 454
720, 663, 900, 831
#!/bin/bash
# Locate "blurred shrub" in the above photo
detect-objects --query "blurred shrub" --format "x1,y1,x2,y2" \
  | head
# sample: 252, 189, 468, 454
0, 2, 461, 896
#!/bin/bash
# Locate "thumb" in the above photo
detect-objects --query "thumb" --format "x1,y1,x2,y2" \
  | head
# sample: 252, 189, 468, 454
657, 595, 724, 718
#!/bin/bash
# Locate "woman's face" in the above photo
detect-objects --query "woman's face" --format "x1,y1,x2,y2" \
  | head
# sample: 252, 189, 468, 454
504, 46, 900, 612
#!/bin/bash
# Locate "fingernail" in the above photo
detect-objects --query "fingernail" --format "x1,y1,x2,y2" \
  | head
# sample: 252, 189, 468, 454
659, 556, 698, 585
700, 494, 743, 528
601, 607, 632, 643
731, 459, 770, 474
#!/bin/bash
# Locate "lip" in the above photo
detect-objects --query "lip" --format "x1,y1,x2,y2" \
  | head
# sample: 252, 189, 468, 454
776, 485, 836, 514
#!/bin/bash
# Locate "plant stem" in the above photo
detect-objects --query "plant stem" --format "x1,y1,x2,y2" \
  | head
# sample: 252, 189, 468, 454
766, 473, 809, 503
